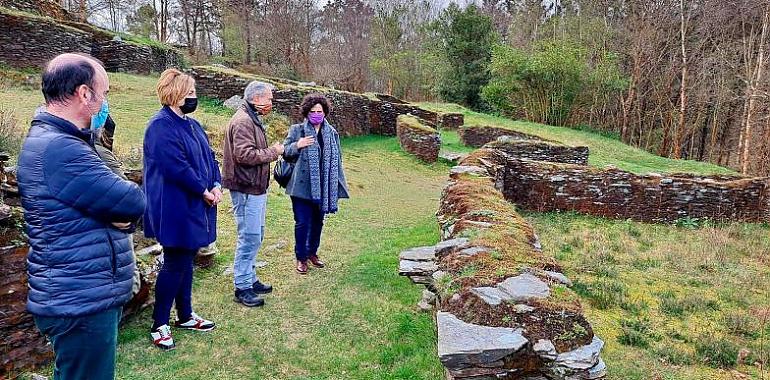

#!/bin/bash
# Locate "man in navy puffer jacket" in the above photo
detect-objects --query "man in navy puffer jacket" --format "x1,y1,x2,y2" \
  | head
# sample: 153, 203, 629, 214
17, 53, 146, 380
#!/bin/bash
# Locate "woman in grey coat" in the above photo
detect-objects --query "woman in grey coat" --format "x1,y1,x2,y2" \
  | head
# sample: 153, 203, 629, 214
283, 93, 350, 274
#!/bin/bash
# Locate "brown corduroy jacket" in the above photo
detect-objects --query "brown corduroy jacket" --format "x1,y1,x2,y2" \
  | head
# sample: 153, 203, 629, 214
222, 105, 280, 195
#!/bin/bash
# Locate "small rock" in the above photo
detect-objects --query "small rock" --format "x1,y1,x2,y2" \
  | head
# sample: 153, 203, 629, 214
440, 152, 468, 163
587, 358, 607, 379
135, 243, 163, 256
541, 270, 573, 287
399, 260, 439, 276
435, 238, 470, 257
497, 273, 551, 302
458, 246, 489, 257
463, 220, 493, 229
409, 275, 433, 284
422, 289, 437, 305
450, 165, 487, 176
449, 293, 462, 304
255, 260, 268, 269
399, 246, 437, 261
31, 374, 48, 380
223, 95, 242, 109
552, 336, 604, 371
471, 287, 507, 306
534, 339, 558, 361
513, 304, 535, 313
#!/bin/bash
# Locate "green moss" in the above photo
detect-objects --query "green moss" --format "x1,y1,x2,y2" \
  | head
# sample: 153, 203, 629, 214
397, 114, 436, 133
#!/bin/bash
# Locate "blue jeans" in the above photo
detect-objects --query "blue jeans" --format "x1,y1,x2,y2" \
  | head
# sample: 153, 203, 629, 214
291, 196, 324, 261
152, 247, 196, 328
231, 191, 267, 290
34, 307, 122, 380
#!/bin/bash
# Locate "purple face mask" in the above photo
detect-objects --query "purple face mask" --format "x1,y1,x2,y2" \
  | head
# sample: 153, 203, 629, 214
308, 113, 324, 125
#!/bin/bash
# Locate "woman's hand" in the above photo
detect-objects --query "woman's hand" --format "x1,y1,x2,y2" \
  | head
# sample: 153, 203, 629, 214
297, 136, 316, 149
203, 189, 216, 206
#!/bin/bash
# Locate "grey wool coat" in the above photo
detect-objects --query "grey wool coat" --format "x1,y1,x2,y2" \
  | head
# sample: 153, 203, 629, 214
282, 121, 350, 202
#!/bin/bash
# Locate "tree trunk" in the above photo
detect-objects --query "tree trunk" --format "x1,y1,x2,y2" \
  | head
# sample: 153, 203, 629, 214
674, 0, 688, 160
741, 6, 768, 174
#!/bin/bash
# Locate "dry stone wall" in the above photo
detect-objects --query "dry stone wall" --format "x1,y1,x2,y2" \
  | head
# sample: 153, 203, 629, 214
485, 136, 589, 166
0, 0, 73, 20
398, 148, 606, 379
0, 10, 92, 69
0, 8, 183, 74
396, 115, 440, 163
498, 157, 770, 223
190, 66, 440, 138
458, 125, 554, 148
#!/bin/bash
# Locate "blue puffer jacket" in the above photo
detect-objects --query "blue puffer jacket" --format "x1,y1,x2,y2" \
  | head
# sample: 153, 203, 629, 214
18, 112, 146, 317
143, 106, 220, 249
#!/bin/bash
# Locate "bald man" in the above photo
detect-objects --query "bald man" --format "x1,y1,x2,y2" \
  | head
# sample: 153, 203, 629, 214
17, 53, 146, 380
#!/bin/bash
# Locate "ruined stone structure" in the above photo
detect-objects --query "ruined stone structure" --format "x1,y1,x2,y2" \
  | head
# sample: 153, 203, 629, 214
190, 66, 450, 137
485, 136, 589, 166
0, 7, 183, 74
396, 114, 441, 163
439, 112, 464, 130
0, 0, 74, 20
500, 158, 770, 223
458, 125, 554, 148
399, 147, 607, 379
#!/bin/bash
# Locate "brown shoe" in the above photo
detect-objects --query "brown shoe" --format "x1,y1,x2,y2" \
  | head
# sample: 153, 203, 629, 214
309, 255, 325, 268
296, 260, 308, 275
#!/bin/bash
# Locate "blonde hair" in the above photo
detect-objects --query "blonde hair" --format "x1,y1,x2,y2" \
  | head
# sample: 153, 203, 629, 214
156, 69, 195, 106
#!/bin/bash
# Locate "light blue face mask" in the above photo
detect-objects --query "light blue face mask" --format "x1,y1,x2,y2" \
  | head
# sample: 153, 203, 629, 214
89, 89, 110, 130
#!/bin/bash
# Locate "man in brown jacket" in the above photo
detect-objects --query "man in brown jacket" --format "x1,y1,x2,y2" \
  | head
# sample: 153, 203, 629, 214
222, 81, 284, 307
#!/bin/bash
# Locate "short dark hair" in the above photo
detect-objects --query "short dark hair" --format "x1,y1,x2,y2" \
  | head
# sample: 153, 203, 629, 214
41, 59, 96, 104
300, 93, 332, 117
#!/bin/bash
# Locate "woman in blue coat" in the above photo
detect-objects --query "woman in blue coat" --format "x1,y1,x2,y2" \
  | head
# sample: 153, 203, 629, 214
143, 69, 222, 350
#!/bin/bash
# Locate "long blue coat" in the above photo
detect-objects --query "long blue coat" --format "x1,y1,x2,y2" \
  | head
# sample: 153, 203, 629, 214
143, 106, 221, 249
18, 112, 146, 317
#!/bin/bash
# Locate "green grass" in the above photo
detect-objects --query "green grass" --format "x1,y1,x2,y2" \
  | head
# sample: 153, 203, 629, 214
418, 102, 736, 175
528, 211, 770, 379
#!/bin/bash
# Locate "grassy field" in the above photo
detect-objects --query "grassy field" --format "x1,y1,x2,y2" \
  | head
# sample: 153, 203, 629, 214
1, 71, 768, 379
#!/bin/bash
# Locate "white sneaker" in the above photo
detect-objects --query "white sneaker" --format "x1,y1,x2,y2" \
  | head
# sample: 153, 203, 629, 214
150, 324, 175, 350
174, 312, 215, 332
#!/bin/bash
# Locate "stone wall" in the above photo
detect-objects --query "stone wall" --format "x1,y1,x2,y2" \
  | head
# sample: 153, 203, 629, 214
438, 113, 464, 130
190, 66, 440, 138
458, 125, 556, 148
0, 0, 74, 20
0, 9, 92, 70
398, 148, 606, 379
0, 8, 183, 74
497, 156, 770, 223
485, 136, 589, 166
396, 115, 440, 163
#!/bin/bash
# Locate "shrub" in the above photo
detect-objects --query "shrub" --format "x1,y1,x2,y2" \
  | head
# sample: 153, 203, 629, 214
695, 336, 739, 368
618, 317, 656, 348
0, 108, 24, 157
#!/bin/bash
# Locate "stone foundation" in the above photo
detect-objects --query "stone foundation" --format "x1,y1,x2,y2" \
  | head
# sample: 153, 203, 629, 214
0, 8, 183, 74
398, 148, 606, 379
485, 136, 589, 166
459, 125, 554, 148
0, 9, 92, 70
439, 113, 464, 130
498, 158, 770, 223
190, 66, 440, 137
396, 115, 441, 163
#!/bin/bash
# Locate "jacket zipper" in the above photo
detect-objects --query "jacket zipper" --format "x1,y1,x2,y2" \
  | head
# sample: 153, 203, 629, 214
106, 230, 117, 275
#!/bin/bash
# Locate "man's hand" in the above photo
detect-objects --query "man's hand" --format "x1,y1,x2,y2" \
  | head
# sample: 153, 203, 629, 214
297, 136, 315, 149
111, 222, 131, 230
211, 187, 223, 206
203, 189, 216, 206
272, 142, 285, 155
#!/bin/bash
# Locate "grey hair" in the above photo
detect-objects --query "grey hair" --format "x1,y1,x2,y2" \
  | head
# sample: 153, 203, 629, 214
243, 81, 275, 102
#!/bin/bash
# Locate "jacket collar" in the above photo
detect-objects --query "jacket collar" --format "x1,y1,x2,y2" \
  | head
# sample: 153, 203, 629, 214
162, 105, 191, 124
242, 102, 264, 130
32, 112, 93, 144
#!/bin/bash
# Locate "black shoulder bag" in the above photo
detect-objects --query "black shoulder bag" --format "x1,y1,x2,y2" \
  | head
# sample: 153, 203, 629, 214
273, 126, 303, 188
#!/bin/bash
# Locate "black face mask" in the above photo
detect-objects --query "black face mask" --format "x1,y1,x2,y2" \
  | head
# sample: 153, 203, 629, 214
180, 97, 198, 114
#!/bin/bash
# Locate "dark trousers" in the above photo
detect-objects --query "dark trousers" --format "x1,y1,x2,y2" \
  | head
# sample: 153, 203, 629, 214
34, 307, 122, 380
291, 196, 324, 261
152, 246, 196, 328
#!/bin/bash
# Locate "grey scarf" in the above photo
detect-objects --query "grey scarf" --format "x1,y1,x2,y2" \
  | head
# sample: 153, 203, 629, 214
302, 120, 340, 214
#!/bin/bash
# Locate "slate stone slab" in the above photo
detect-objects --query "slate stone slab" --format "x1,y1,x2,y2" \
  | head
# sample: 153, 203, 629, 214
399, 246, 437, 261
436, 238, 470, 257
399, 260, 439, 276
497, 273, 551, 302
437, 312, 528, 370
